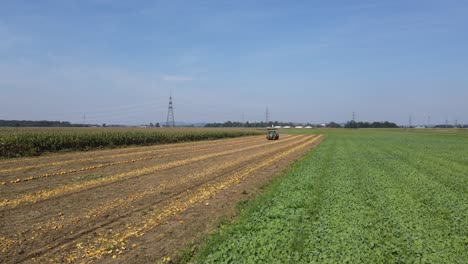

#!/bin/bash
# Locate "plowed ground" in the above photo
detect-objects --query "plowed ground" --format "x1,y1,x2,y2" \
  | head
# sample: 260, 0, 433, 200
0, 134, 323, 263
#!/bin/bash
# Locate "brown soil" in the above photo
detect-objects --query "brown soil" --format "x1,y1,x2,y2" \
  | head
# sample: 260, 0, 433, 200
0, 134, 324, 263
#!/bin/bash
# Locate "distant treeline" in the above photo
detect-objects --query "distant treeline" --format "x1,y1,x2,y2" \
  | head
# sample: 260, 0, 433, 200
0, 120, 91, 127
344, 121, 399, 128
433, 124, 468, 128
205, 121, 302, 128
205, 121, 399, 128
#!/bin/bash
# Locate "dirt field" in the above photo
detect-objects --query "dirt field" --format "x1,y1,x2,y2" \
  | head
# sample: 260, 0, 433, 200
0, 134, 323, 263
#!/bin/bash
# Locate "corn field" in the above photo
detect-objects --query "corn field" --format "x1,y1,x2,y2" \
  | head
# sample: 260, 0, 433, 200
0, 127, 262, 158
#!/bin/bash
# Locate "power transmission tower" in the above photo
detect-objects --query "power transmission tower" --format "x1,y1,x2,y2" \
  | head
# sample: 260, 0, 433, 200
455, 119, 458, 127
352, 111, 358, 128
166, 94, 175, 127
83, 113, 86, 125
409, 115, 412, 128
427, 115, 431, 128
265, 107, 269, 124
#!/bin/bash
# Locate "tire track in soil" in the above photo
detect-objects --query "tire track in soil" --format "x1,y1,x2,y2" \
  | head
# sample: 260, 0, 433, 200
3, 135, 318, 263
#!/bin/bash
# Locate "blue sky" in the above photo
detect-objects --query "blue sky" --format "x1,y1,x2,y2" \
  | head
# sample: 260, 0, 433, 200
1, 0, 467, 125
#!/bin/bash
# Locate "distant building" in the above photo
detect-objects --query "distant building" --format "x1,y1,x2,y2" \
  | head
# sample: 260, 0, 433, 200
274, 126, 282, 128
320, 123, 326, 127
305, 126, 312, 129
295, 126, 303, 129
283, 126, 291, 129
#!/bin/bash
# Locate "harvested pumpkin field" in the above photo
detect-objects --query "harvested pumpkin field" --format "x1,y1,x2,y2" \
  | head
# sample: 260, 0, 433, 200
0, 134, 323, 263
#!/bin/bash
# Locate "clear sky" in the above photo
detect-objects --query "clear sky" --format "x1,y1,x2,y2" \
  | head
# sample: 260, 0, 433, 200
1, 0, 467, 125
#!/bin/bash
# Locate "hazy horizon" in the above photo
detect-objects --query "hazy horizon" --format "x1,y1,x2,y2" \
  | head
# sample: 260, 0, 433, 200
1, 1, 467, 126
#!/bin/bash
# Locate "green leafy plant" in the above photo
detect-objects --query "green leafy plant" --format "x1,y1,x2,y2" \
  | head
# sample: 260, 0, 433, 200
193, 129, 468, 263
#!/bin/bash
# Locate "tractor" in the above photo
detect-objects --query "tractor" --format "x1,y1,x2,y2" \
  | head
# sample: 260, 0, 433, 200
266, 129, 279, 140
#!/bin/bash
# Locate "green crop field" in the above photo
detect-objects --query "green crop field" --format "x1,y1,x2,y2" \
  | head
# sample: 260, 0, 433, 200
193, 129, 468, 263
0, 127, 262, 158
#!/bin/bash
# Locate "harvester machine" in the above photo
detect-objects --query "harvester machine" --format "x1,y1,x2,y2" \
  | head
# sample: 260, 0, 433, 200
266, 129, 279, 140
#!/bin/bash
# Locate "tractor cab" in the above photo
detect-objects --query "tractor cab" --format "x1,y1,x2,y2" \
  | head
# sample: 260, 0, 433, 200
266, 129, 279, 140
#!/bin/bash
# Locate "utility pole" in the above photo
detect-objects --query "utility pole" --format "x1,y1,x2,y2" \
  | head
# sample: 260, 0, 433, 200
409, 115, 412, 128
242, 112, 245, 127
83, 112, 86, 125
265, 107, 269, 124
455, 119, 458, 128
427, 115, 431, 128
166, 93, 175, 127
